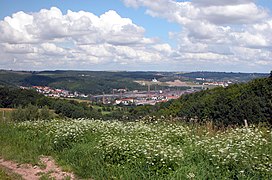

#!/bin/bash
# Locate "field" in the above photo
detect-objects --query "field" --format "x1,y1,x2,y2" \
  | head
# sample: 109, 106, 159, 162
0, 118, 271, 179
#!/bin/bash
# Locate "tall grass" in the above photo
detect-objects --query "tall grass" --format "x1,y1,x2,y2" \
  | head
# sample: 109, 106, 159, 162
0, 118, 271, 179
0, 121, 52, 164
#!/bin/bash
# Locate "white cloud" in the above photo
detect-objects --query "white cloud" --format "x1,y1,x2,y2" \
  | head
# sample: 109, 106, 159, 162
121, 0, 272, 72
192, 0, 254, 7
40, 43, 66, 56
2, 43, 38, 54
200, 3, 268, 24
152, 44, 172, 54
0, 7, 171, 70
230, 31, 268, 48
123, 0, 268, 25
0, 2, 272, 72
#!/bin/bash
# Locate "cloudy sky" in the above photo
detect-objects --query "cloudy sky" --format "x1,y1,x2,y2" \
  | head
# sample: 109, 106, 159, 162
0, 0, 271, 72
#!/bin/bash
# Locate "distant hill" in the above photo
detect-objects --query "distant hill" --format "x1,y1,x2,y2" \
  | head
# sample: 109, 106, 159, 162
0, 70, 269, 95
0, 70, 148, 94
179, 71, 268, 82
137, 75, 272, 126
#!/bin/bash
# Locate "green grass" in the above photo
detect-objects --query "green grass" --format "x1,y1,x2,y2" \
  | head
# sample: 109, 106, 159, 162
0, 122, 52, 164
0, 119, 271, 179
0, 166, 22, 180
92, 105, 123, 115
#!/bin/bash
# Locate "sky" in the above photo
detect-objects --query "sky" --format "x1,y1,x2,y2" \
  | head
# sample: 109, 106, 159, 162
0, 0, 271, 72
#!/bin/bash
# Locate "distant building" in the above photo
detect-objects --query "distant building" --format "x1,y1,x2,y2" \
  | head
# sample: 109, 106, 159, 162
203, 82, 229, 87
152, 78, 158, 82
115, 98, 134, 105
166, 96, 179, 100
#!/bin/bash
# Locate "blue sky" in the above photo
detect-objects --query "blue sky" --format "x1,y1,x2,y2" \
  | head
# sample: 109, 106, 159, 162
0, 0, 271, 72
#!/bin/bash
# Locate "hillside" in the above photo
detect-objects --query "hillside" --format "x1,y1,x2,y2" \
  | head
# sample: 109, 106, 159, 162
1, 70, 271, 125
139, 75, 272, 126
0, 70, 268, 95
0, 70, 148, 94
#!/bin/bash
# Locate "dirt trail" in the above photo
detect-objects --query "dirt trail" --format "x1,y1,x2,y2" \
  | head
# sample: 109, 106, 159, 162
0, 156, 75, 180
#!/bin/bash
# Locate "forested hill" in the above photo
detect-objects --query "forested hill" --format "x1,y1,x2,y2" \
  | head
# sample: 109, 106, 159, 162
147, 75, 272, 126
0, 70, 269, 95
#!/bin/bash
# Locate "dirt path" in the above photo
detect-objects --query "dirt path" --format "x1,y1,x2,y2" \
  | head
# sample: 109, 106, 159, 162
0, 156, 75, 180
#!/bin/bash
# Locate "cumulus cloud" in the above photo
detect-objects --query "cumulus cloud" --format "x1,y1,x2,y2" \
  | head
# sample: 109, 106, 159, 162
124, 0, 269, 25
0, 7, 171, 70
1, 1, 272, 72
200, 3, 268, 24
121, 0, 272, 72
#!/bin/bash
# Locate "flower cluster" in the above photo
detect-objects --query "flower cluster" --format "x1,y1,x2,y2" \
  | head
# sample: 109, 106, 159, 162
195, 126, 272, 175
96, 121, 190, 174
16, 119, 272, 177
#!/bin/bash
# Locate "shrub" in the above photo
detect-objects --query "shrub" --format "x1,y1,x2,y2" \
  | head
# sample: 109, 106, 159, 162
40, 105, 54, 120
11, 104, 54, 122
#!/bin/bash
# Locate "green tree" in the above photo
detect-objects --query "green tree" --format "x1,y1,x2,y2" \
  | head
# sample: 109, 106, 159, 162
40, 105, 54, 120
11, 105, 26, 122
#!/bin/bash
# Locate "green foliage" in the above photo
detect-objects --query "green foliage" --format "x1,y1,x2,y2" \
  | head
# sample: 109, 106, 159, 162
40, 106, 54, 120
143, 77, 272, 126
21, 75, 55, 86
52, 99, 101, 119
0, 87, 43, 108
11, 104, 54, 122
0, 86, 102, 119
0, 70, 31, 87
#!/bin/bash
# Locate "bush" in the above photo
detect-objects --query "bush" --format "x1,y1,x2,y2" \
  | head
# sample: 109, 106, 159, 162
40, 105, 54, 120
11, 104, 54, 122
11, 106, 27, 122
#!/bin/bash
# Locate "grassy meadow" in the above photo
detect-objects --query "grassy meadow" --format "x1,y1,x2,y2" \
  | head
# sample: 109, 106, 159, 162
0, 117, 271, 179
